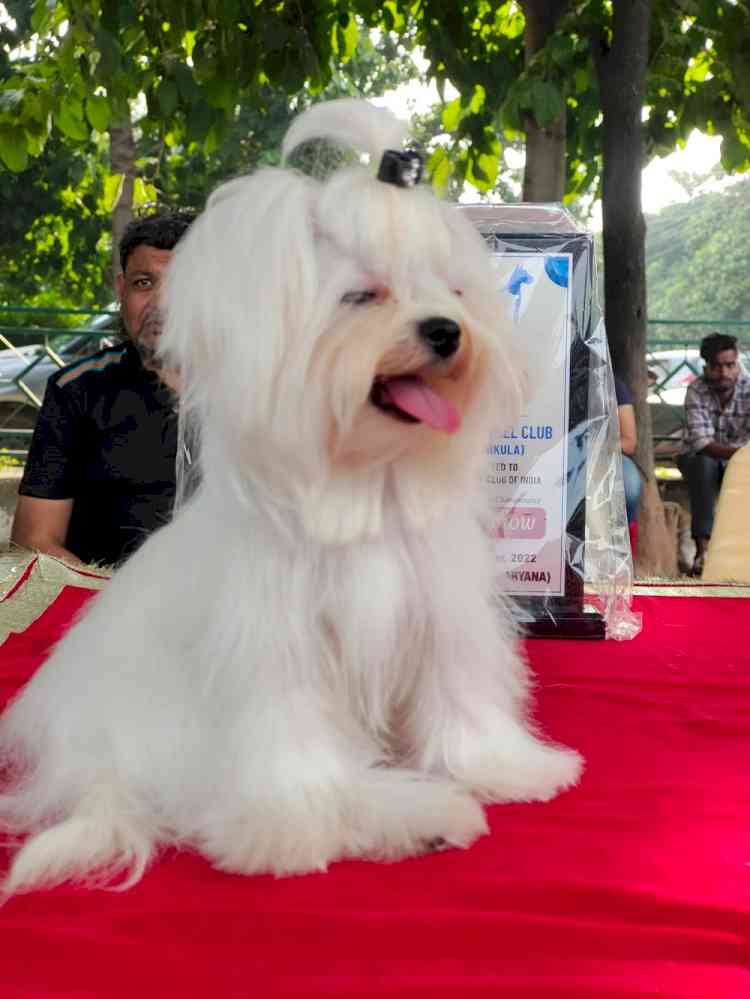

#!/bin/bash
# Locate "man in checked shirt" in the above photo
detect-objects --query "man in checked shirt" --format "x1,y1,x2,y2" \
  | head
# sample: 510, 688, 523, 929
677, 332, 750, 576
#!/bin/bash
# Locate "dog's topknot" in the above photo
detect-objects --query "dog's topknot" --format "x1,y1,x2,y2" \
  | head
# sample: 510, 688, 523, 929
281, 98, 409, 179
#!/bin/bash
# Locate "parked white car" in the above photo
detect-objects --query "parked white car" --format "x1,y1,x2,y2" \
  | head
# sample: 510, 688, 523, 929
0, 311, 118, 430
647, 349, 701, 405
647, 346, 750, 405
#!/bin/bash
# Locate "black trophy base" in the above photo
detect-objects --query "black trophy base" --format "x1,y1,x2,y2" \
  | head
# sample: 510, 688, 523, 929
511, 598, 606, 640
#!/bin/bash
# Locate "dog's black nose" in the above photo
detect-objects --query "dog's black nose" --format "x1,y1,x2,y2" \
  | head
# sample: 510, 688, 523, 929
417, 317, 461, 359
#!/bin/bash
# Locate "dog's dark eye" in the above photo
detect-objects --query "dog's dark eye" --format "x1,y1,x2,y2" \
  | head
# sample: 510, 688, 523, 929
342, 290, 377, 306
453, 289, 463, 297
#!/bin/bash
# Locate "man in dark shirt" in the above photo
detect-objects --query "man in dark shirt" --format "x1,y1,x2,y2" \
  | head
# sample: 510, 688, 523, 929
12, 210, 194, 566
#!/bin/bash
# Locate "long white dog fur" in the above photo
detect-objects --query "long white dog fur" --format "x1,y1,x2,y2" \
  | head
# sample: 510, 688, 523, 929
0, 99, 582, 895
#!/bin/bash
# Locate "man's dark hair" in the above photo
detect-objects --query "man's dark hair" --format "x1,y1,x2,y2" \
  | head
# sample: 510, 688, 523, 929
119, 210, 196, 273
700, 332, 738, 364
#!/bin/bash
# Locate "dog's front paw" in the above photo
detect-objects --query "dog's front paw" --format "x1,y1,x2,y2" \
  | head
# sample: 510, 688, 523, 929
437, 730, 583, 804
478, 741, 584, 804
199, 813, 344, 877
197, 771, 489, 878
358, 773, 489, 857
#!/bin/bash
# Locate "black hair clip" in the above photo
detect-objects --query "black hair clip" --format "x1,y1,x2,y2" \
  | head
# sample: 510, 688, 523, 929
377, 149, 423, 188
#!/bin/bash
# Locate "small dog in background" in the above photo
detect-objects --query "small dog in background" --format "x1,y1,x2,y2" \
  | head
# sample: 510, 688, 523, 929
0, 99, 582, 896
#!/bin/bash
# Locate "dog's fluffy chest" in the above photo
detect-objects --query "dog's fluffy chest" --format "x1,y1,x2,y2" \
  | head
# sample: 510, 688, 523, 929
319, 533, 433, 723
325, 536, 423, 652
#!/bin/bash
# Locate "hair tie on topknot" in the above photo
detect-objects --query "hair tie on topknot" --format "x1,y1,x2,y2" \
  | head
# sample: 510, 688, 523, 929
377, 149, 423, 188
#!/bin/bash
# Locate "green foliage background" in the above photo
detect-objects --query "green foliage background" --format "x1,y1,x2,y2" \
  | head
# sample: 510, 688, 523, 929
3, 0, 750, 330
645, 176, 750, 329
0, 24, 420, 315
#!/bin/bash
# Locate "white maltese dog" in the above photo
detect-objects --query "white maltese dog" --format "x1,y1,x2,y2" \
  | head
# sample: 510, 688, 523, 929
0, 99, 581, 895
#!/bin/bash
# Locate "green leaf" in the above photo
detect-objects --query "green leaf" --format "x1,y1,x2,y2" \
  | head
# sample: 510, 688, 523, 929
56, 31, 78, 80
86, 95, 111, 132
547, 34, 575, 66
500, 86, 524, 132
102, 173, 125, 212
574, 68, 589, 95
94, 28, 122, 80
31, 0, 55, 35
203, 121, 224, 155
133, 176, 158, 207
26, 130, 47, 156
333, 24, 344, 58
0, 127, 28, 172
186, 101, 213, 142
341, 13, 359, 63
22, 92, 46, 127
466, 144, 499, 191
529, 80, 564, 128
174, 63, 200, 102
157, 78, 179, 116
499, 4, 525, 40
468, 85, 486, 115
183, 31, 197, 58
684, 50, 712, 86
442, 97, 462, 132
382, 1, 405, 32
427, 145, 452, 191
720, 130, 750, 172
55, 98, 90, 142
204, 75, 236, 111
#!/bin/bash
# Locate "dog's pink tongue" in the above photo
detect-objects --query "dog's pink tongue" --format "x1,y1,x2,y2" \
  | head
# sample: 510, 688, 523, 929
383, 376, 461, 434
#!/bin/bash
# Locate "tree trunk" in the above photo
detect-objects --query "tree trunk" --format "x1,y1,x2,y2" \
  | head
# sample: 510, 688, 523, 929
591, 0, 673, 577
521, 0, 568, 202
109, 109, 136, 287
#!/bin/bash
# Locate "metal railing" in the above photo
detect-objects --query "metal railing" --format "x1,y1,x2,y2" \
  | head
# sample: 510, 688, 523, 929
0, 305, 118, 457
646, 319, 750, 400
1, 310, 749, 460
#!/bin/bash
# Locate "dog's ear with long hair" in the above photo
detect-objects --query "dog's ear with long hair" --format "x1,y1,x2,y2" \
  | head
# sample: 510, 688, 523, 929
159, 167, 321, 437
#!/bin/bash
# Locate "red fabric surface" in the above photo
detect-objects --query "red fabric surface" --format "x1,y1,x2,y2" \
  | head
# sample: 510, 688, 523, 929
1, 590, 749, 998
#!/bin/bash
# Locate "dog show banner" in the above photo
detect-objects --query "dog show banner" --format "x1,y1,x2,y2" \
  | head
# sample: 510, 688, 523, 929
463, 205, 607, 639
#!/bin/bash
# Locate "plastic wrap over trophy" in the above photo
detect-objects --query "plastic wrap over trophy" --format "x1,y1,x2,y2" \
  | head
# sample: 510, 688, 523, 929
462, 205, 636, 641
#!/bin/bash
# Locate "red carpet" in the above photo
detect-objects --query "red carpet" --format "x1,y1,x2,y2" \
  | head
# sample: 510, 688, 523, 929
1, 588, 749, 998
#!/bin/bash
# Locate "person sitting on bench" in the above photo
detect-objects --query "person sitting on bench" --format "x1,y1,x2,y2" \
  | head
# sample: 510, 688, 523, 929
677, 332, 750, 577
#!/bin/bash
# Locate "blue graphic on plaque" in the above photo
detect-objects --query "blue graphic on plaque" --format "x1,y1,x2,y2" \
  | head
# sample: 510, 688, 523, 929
503, 264, 534, 323
544, 256, 569, 289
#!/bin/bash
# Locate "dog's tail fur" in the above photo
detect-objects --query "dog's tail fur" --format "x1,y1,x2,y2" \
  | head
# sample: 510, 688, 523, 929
1, 787, 155, 899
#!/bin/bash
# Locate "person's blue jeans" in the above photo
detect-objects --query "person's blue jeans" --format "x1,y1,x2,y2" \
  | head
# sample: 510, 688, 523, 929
676, 452, 727, 539
622, 454, 643, 525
